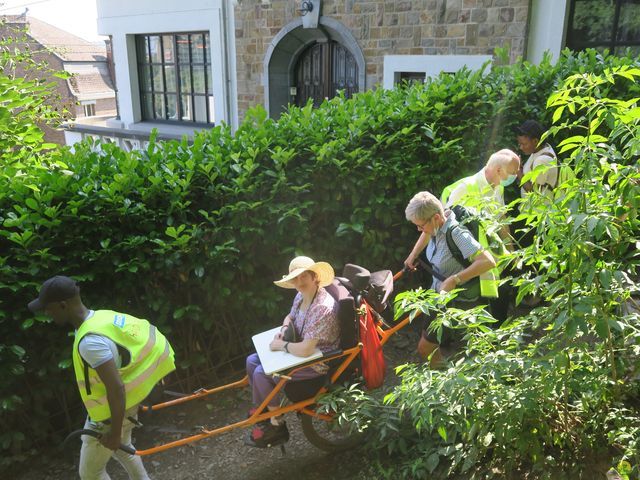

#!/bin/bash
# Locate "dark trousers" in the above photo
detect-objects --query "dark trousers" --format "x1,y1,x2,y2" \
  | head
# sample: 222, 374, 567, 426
489, 281, 511, 327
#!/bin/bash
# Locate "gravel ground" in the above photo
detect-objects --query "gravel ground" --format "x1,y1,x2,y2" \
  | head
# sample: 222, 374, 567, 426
12, 325, 421, 480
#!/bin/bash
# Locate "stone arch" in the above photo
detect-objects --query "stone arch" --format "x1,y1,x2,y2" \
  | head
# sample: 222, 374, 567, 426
263, 16, 365, 118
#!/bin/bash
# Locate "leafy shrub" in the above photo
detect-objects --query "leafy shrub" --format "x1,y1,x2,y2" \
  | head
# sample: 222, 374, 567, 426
0, 24, 70, 459
328, 64, 640, 478
0, 48, 638, 465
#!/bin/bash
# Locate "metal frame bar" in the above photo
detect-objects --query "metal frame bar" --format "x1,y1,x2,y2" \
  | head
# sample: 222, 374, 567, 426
136, 345, 363, 456
128, 269, 417, 457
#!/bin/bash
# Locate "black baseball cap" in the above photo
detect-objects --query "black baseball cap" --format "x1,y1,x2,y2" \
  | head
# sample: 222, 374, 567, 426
515, 120, 546, 140
28, 276, 79, 312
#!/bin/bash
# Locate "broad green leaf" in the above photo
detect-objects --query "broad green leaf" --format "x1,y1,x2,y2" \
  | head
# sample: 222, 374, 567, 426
10, 345, 26, 357
425, 452, 439, 473
594, 316, 609, 340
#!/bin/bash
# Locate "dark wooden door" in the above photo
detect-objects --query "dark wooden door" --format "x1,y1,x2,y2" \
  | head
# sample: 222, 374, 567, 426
295, 41, 358, 107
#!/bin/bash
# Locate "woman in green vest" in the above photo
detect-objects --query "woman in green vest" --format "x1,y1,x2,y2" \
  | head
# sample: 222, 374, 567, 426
29, 275, 175, 480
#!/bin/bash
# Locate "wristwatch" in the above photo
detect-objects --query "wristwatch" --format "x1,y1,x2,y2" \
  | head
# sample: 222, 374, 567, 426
454, 274, 462, 286
283, 342, 290, 353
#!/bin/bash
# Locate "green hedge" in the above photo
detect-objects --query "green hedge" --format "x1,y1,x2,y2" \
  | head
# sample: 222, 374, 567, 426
1, 48, 638, 462
328, 62, 640, 479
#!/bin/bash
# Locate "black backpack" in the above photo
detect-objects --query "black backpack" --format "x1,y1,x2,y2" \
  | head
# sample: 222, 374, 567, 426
418, 204, 481, 301
446, 204, 480, 269
446, 205, 508, 300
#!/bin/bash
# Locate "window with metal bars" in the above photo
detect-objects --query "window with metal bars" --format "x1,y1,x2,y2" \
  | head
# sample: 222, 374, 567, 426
136, 32, 215, 124
566, 0, 640, 56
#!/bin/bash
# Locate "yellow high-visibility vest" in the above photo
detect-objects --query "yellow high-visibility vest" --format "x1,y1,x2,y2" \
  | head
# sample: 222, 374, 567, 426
72, 310, 175, 422
441, 178, 502, 299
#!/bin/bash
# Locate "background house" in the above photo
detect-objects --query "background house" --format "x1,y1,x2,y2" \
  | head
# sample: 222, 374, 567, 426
1, 13, 116, 145
65, 0, 639, 149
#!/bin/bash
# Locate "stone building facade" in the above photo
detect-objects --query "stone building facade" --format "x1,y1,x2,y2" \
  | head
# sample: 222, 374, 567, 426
86, 0, 579, 147
234, 0, 529, 119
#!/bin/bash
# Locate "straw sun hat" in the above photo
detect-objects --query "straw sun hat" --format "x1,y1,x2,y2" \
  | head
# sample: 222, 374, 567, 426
273, 256, 335, 289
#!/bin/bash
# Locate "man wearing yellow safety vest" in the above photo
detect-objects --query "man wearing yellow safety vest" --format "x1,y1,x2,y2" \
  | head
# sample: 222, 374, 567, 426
28, 275, 175, 480
440, 149, 520, 324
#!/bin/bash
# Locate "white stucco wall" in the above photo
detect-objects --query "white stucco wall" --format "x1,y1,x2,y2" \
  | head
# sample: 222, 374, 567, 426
96, 0, 237, 130
383, 55, 493, 90
63, 130, 83, 149
526, 0, 570, 64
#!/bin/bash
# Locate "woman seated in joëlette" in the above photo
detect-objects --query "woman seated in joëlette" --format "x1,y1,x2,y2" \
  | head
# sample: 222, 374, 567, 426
245, 255, 339, 448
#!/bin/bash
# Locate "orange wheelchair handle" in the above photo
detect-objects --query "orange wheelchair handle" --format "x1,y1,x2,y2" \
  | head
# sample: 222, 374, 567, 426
63, 429, 137, 455
393, 266, 411, 281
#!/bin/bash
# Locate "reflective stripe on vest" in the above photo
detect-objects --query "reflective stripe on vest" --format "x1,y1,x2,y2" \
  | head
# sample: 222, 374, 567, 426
76, 325, 160, 392
83, 340, 173, 410
477, 228, 499, 298
72, 310, 176, 422
442, 178, 501, 299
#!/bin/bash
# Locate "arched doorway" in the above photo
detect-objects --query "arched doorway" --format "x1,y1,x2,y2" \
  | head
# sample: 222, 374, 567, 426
264, 17, 365, 118
294, 40, 359, 107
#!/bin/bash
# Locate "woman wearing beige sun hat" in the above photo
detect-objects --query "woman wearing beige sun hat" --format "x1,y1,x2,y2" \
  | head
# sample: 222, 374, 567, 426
272, 255, 335, 288
245, 256, 340, 448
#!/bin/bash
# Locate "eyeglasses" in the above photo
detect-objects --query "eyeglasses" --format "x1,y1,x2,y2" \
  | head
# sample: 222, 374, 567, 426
415, 215, 434, 231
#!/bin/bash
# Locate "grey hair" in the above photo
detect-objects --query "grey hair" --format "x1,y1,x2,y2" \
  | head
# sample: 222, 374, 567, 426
486, 149, 519, 169
405, 191, 443, 223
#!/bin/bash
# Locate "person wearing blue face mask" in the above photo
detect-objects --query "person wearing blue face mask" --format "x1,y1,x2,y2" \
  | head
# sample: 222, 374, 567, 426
501, 172, 518, 187
443, 149, 520, 244
440, 149, 521, 325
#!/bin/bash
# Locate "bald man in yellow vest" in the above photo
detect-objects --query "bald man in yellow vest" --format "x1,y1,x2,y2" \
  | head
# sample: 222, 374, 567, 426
440, 149, 520, 323
442, 149, 520, 244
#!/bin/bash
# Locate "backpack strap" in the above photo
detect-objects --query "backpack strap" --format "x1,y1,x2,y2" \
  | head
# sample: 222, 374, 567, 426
417, 258, 446, 282
444, 225, 483, 300
83, 358, 92, 396
445, 224, 471, 268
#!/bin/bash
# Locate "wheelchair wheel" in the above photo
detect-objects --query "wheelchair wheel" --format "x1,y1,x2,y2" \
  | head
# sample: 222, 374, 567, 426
299, 411, 365, 452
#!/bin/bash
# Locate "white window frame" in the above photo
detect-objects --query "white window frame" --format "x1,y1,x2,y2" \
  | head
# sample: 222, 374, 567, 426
383, 55, 493, 90
97, 0, 237, 130
526, 0, 570, 64
81, 100, 97, 117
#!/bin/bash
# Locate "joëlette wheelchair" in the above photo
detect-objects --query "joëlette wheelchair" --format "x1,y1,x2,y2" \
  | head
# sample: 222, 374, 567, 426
65, 264, 418, 456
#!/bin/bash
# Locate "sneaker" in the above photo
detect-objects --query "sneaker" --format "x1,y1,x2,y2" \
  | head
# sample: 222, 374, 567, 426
244, 421, 289, 448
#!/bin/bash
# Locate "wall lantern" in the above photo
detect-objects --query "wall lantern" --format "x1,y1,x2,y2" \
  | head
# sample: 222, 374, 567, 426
298, 1, 313, 16
300, 0, 320, 29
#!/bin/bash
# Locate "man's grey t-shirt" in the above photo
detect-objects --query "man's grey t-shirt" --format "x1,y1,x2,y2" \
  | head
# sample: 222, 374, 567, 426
78, 310, 122, 369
